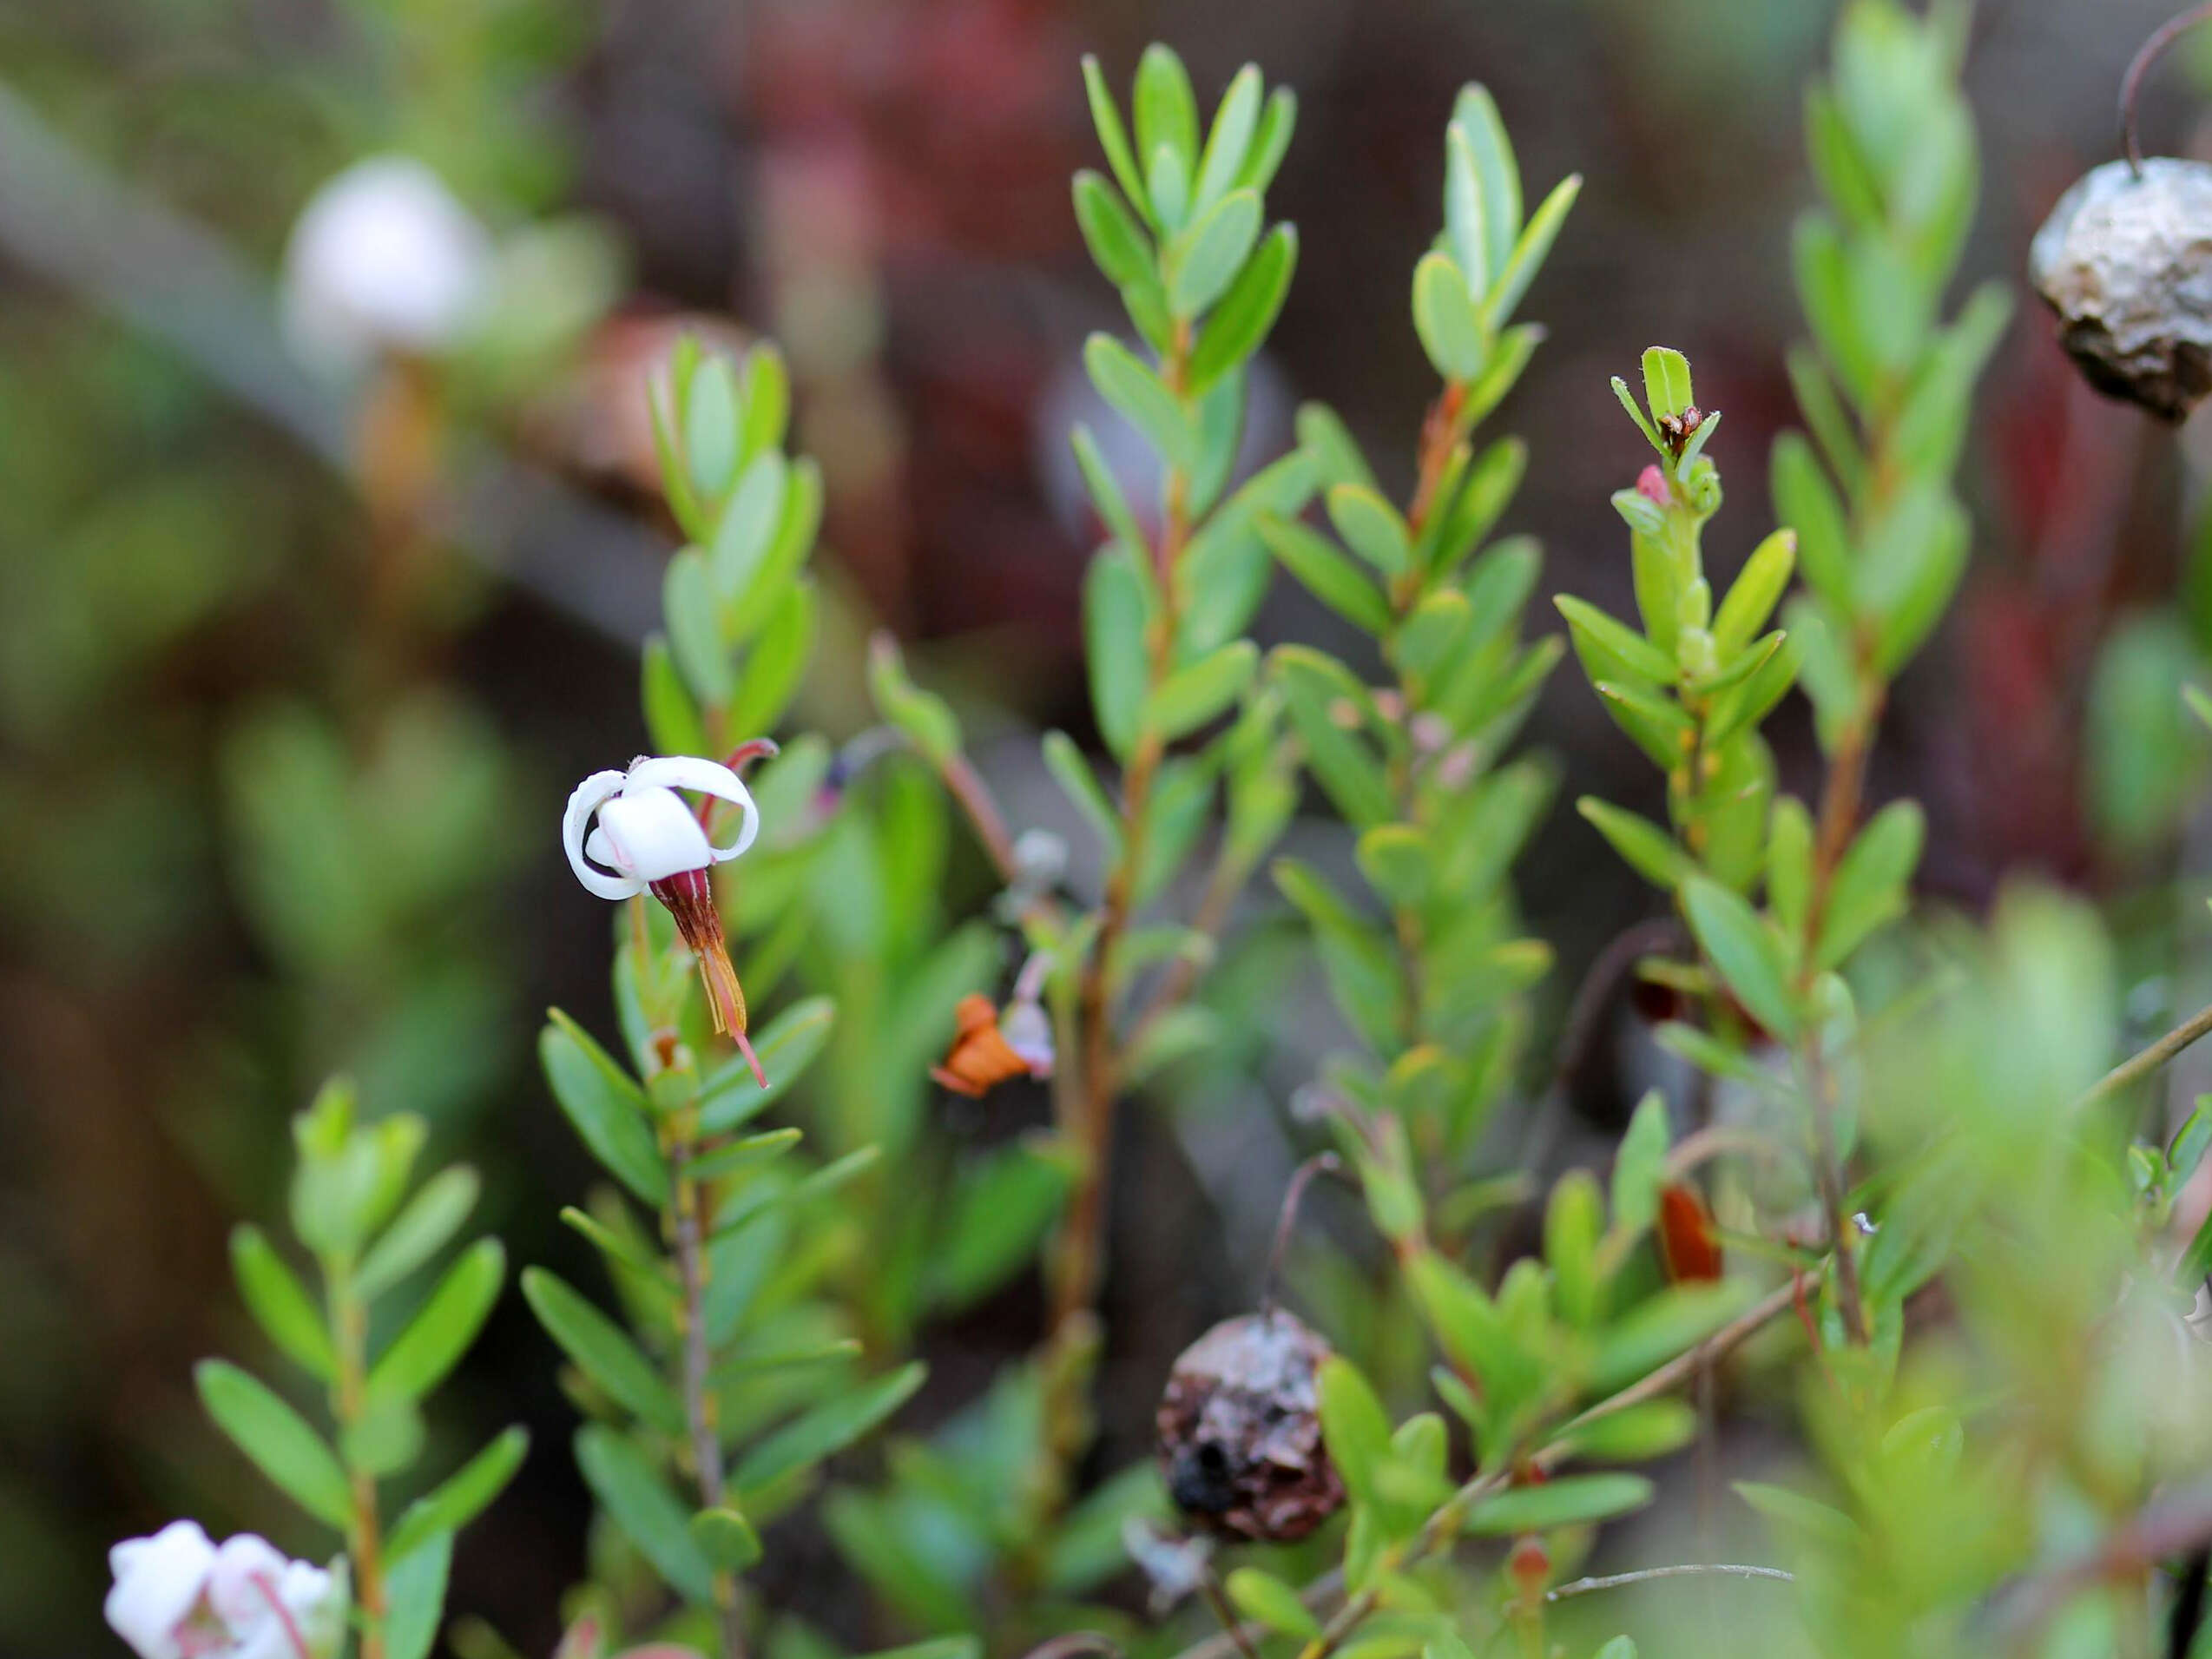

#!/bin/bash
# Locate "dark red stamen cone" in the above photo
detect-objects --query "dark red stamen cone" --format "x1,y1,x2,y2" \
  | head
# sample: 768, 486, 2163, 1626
648, 867, 765, 1087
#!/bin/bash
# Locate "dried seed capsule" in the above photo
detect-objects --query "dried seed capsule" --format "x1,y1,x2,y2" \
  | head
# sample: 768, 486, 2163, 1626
1155, 1311, 1345, 1542
2031, 157, 2212, 421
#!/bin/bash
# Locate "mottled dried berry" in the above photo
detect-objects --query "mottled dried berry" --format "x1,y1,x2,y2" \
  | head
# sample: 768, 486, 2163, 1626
1155, 1311, 1345, 1542
2031, 157, 2212, 421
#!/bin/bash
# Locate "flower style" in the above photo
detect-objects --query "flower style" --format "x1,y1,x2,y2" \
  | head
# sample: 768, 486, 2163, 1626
106, 1521, 346, 1659
563, 751, 771, 1083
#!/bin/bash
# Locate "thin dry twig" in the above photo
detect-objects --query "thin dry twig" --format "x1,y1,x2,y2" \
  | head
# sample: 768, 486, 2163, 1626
1544, 1562, 1794, 1601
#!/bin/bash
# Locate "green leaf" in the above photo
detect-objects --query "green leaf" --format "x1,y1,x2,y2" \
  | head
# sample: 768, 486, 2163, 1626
1611, 1090, 1670, 1239
1452, 83, 1522, 280
384, 1531, 451, 1659
1086, 544, 1154, 760
1356, 824, 1432, 910
1327, 484, 1412, 577
1316, 1356, 1392, 1504
1465, 1472, 1655, 1535
1260, 513, 1389, 635
1147, 641, 1257, 739
1083, 333, 1193, 467
1274, 856, 1403, 1052
736, 342, 790, 470
1412, 252, 1487, 382
725, 579, 815, 735
1485, 174, 1579, 329
1556, 594, 1676, 685
388, 1427, 530, 1564
866, 633, 961, 767
663, 548, 732, 710
194, 1359, 352, 1528
1133, 45, 1200, 174
1167, 188, 1262, 318
1555, 1399, 1699, 1465
1146, 142, 1190, 234
1274, 644, 1393, 826
522, 1267, 687, 1435
1714, 530, 1797, 657
576, 1425, 719, 1603
368, 1240, 504, 1406
1194, 64, 1263, 215
230, 1227, 335, 1379
683, 352, 741, 502
1577, 798, 1694, 892
542, 1011, 668, 1206
734, 1362, 926, 1493
1768, 795, 1815, 942
927, 1146, 1073, 1313
1393, 590, 1472, 680
1642, 346, 1693, 421
1814, 800, 1924, 969
642, 636, 709, 760
1070, 424, 1147, 554
691, 1506, 764, 1572
1081, 56, 1150, 221
1590, 1283, 1746, 1392
1237, 88, 1298, 196
1188, 223, 1296, 397
1683, 878, 1800, 1037
1072, 171, 1153, 291
708, 451, 789, 602
1226, 1567, 1320, 1639
357, 1168, 482, 1304
1444, 126, 1490, 300
1702, 634, 1801, 750
1042, 729, 1125, 860
1771, 435, 1852, 610
700, 997, 836, 1132
1547, 1170, 1603, 1327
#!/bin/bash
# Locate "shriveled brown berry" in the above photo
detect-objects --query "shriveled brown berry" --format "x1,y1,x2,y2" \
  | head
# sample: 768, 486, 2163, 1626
2031, 157, 2212, 421
1155, 1311, 1345, 1543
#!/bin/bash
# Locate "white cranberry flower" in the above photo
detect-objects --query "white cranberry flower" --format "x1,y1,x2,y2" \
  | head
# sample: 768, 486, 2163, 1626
563, 755, 761, 900
563, 749, 774, 1084
105, 1521, 345, 1659
280, 155, 491, 378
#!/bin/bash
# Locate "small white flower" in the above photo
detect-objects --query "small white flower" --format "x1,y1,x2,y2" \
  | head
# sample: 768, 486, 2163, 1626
998, 999, 1056, 1078
280, 155, 491, 378
563, 755, 762, 900
106, 1522, 344, 1659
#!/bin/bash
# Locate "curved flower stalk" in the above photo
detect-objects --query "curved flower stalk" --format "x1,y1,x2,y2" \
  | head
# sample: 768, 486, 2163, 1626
107, 1522, 346, 1659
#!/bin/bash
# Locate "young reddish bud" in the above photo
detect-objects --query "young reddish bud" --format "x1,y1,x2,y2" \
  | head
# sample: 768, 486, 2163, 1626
1636, 464, 1670, 505
1658, 1182, 1724, 1283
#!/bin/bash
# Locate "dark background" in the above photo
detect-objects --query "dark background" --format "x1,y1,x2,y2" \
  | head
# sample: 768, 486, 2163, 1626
4, 0, 2209, 1653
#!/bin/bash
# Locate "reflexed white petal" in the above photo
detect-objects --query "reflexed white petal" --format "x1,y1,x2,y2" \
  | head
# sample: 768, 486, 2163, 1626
624, 754, 760, 862
214, 1540, 340, 1659
105, 1521, 215, 1659
563, 769, 641, 899
596, 787, 714, 883
1000, 1002, 1055, 1076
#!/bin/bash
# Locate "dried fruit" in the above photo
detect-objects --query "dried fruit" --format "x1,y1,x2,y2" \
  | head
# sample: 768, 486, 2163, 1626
1155, 1311, 1345, 1542
2030, 157, 2212, 421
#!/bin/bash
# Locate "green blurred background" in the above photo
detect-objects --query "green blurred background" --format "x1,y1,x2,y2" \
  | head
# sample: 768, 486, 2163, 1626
5, 0, 2212, 1652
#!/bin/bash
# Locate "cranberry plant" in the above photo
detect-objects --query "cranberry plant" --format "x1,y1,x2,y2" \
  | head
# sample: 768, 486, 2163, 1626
96, 6, 2212, 1659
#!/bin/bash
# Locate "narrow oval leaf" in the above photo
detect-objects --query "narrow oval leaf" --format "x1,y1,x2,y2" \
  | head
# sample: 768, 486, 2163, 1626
1083, 333, 1194, 467
368, 1240, 505, 1406
387, 1426, 530, 1564
1682, 877, 1800, 1038
1577, 798, 1695, 892
1814, 800, 1925, 970
1713, 530, 1798, 657
1412, 251, 1487, 382
1072, 171, 1153, 291
230, 1227, 336, 1379
699, 997, 837, 1132
383, 1531, 452, 1659
521, 1267, 687, 1436
1327, 484, 1412, 577
194, 1359, 352, 1528
576, 1425, 718, 1603
1260, 513, 1389, 635
1167, 188, 1262, 319
1146, 641, 1258, 739
357, 1167, 482, 1302
1463, 1472, 1655, 1535
691, 1506, 764, 1572
542, 1012, 668, 1206
734, 1362, 927, 1493
1188, 224, 1297, 396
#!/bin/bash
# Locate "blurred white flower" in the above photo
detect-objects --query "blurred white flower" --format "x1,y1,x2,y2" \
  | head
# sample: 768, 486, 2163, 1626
106, 1521, 345, 1659
563, 754, 762, 901
998, 998, 1055, 1078
280, 155, 491, 377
